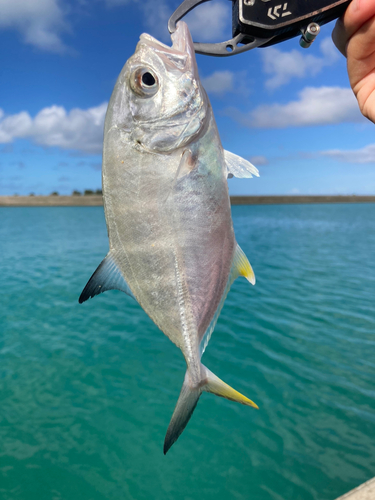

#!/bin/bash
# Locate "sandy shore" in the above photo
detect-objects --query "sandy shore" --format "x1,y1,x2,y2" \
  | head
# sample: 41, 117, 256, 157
0, 195, 104, 206
1, 195, 374, 207
230, 195, 375, 205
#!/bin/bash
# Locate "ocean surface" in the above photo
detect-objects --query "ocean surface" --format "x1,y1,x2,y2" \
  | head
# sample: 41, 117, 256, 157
0, 204, 374, 500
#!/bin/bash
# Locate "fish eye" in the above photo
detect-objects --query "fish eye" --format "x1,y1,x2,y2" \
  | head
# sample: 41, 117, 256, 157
130, 68, 159, 97
142, 72, 155, 86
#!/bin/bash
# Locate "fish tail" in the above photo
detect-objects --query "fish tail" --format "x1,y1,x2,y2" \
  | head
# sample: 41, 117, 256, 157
163, 365, 258, 454
164, 370, 202, 455
202, 365, 258, 409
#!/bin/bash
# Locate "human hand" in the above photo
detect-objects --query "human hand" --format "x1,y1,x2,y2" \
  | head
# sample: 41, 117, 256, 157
332, 0, 375, 123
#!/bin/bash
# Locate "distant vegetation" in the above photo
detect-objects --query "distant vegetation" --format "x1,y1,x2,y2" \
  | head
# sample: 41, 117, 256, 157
21, 190, 103, 197
83, 189, 102, 196
72, 189, 103, 196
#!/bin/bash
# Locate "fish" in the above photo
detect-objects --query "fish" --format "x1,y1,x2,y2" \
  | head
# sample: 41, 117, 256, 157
79, 21, 260, 454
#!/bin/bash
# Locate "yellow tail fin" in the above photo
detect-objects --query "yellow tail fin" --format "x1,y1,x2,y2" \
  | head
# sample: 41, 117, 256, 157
204, 366, 258, 408
163, 365, 258, 454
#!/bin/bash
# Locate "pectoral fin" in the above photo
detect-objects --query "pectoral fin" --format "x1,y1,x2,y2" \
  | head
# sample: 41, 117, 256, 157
224, 150, 259, 179
164, 149, 196, 203
79, 252, 135, 304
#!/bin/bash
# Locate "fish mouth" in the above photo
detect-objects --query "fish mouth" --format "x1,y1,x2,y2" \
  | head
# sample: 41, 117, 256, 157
131, 22, 206, 152
138, 22, 193, 54
170, 22, 193, 53
171, 22, 199, 79
138, 22, 198, 79
138, 33, 172, 52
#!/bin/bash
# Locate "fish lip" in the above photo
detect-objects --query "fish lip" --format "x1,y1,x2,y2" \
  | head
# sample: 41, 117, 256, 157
137, 32, 186, 63
138, 22, 192, 57
138, 33, 172, 53
137, 22, 198, 74
171, 21, 199, 79
170, 22, 191, 53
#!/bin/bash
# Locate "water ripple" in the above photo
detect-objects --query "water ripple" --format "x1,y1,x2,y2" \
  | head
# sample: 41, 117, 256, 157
0, 204, 374, 500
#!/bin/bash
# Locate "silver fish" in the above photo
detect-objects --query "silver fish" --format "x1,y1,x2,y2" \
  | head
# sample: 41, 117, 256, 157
79, 21, 259, 454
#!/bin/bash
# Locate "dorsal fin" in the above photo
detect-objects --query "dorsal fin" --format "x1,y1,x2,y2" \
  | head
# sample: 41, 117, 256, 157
79, 252, 136, 304
224, 150, 260, 179
200, 244, 255, 355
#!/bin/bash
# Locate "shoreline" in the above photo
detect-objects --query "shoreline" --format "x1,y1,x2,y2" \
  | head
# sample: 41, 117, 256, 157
1, 195, 375, 207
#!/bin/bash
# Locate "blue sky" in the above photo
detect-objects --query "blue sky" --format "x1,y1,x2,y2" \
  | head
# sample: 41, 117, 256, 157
0, 0, 374, 196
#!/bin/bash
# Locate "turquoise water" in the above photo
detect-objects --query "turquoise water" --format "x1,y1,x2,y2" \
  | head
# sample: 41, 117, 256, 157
0, 204, 374, 500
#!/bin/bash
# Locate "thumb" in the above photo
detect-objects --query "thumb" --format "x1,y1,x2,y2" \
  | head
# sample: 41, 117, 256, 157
332, 0, 375, 55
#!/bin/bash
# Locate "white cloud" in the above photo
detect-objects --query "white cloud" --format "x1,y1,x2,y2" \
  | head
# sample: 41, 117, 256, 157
201, 70, 251, 98
249, 155, 268, 166
102, 0, 230, 43
0, 103, 107, 154
227, 86, 364, 128
201, 71, 234, 96
184, 1, 230, 42
101, 0, 171, 41
322, 144, 375, 164
261, 37, 340, 89
320, 36, 340, 62
0, 112, 32, 142
0, 0, 68, 52
140, 0, 171, 41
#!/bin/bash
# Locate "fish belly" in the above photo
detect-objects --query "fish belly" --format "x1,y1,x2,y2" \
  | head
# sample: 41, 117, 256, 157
102, 124, 235, 361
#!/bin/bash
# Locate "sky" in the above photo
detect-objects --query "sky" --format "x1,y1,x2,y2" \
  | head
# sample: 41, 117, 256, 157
0, 0, 374, 196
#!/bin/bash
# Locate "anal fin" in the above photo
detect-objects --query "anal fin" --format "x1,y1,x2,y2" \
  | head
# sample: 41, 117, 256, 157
79, 252, 135, 304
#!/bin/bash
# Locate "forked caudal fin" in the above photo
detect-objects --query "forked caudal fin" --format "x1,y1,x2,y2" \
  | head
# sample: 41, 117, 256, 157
163, 365, 258, 454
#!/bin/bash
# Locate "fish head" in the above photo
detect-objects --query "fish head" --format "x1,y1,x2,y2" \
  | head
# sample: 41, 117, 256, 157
110, 22, 208, 153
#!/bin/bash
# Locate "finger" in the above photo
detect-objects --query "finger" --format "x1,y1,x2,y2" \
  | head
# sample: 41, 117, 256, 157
347, 15, 375, 62
332, 18, 348, 56
332, 0, 375, 56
